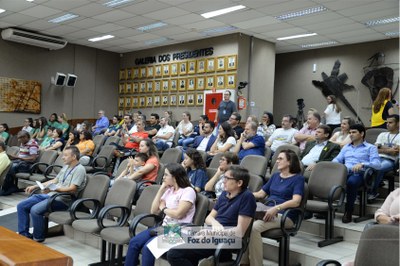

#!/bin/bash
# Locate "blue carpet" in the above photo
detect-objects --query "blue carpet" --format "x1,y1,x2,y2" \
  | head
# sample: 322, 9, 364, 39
0, 212, 19, 232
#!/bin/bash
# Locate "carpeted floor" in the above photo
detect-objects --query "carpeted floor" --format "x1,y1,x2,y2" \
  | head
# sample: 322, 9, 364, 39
0, 211, 18, 232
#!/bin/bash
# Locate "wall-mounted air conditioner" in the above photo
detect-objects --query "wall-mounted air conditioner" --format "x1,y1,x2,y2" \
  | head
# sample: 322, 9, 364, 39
1, 28, 67, 50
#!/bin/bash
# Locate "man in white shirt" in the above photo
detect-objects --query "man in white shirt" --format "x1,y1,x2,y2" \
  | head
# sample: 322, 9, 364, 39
153, 117, 175, 151
266, 115, 298, 153
192, 121, 216, 152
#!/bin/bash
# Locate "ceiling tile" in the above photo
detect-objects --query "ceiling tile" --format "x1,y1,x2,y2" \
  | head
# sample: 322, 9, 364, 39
179, 0, 233, 13
19, 5, 62, 19
43, 25, 81, 36
121, 0, 170, 15
114, 16, 155, 28
23, 20, 57, 31
213, 10, 265, 24
0, 13, 38, 25
180, 19, 225, 31
336, 1, 399, 17
163, 13, 204, 26
111, 28, 142, 38
169, 31, 204, 40
257, 0, 318, 16
126, 32, 159, 41
92, 9, 134, 22
352, 9, 399, 23
63, 29, 102, 40
0, 0, 36, 12
232, 16, 279, 29
157, 0, 193, 5
88, 23, 125, 33
69, 3, 111, 17
143, 6, 190, 20
0, 21, 14, 29
67, 18, 105, 29
41, 0, 91, 11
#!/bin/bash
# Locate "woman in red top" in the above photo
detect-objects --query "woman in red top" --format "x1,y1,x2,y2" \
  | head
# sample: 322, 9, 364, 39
126, 139, 160, 182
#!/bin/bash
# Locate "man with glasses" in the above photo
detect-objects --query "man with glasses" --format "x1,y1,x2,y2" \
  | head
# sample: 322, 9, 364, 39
214, 90, 237, 126
92, 110, 109, 135
228, 112, 244, 140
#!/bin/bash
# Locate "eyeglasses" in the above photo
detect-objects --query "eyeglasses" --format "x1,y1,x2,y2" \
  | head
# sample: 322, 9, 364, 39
219, 158, 227, 162
223, 176, 236, 181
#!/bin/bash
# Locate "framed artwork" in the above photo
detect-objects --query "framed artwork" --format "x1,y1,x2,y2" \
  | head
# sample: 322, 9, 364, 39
206, 75, 215, 90
170, 94, 177, 106
187, 93, 195, 106
133, 82, 139, 93
206, 58, 215, 72
125, 96, 131, 108
188, 60, 196, 74
132, 97, 138, 108
147, 66, 154, 78
187, 77, 195, 90
170, 63, 178, 76
195, 93, 204, 106
179, 62, 187, 75
178, 78, 186, 91
163, 64, 170, 77
139, 96, 146, 108
119, 69, 126, 80
119, 83, 125, 94
154, 95, 161, 107
140, 82, 146, 93
126, 68, 132, 79
217, 57, 226, 71
161, 95, 169, 106
196, 77, 205, 90
146, 96, 153, 107
125, 82, 132, 93
140, 67, 147, 78
119, 97, 125, 108
162, 80, 169, 92
170, 79, 177, 91
216, 75, 225, 89
178, 94, 186, 106
146, 81, 153, 92
118, 109, 124, 116
226, 73, 236, 88
227, 55, 237, 70
154, 80, 161, 92
197, 59, 205, 74
133, 67, 139, 79
155, 65, 162, 77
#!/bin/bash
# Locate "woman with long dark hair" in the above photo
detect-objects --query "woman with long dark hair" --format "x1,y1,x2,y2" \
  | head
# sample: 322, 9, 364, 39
182, 148, 207, 192
324, 95, 342, 131
371, 87, 394, 128
208, 121, 236, 155
260, 111, 276, 141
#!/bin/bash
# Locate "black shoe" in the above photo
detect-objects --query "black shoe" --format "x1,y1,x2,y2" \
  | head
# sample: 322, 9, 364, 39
303, 211, 313, 220
342, 211, 353, 223
314, 213, 327, 219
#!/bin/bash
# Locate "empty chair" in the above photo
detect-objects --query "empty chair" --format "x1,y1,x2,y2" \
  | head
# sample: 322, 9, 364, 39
365, 128, 387, 144
92, 134, 107, 157
104, 136, 121, 146
84, 145, 116, 174
248, 173, 263, 192
240, 155, 268, 177
160, 147, 182, 164
208, 153, 224, 169
42, 154, 65, 180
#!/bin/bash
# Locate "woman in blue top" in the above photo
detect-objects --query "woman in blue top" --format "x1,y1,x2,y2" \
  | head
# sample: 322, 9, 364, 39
241, 149, 304, 266
182, 148, 207, 192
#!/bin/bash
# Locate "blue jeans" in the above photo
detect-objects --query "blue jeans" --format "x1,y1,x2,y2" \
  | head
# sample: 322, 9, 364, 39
155, 140, 171, 151
124, 228, 156, 266
346, 171, 365, 212
17, 194, 68, 240
372, 158, 395, 193
181, 138, 195, 149
3, 160, 32, 190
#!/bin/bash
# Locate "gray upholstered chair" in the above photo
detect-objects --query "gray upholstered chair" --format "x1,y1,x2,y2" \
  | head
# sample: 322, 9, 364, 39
208, 153, 223, 169
160, 147, 182, 164
264, 146, 272, 161
266, 144, 301, 180
104, 136, 121, 146
92, 134, 107, 157
248, 173, 263, 192
240, 155, 268, 178
365, 127, 387, 144
84, 144, 116, 174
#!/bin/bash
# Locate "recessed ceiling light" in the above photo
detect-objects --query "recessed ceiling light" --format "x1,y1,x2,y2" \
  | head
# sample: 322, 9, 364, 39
365, 17, 400, 26
385, 31, 400, 36
145, 37, 169, 45
137, 22, 167, 32
202, 26, 237, 35
26, 0, 34, 2
0, 9, 5, 14
277, 33, 317, 41
103, 0, 133, 8
48, 13, 79, 23
201, 5, 246, 19
275, 6, 327, 20
88, 35, 114, 42
301, 41, 338, 48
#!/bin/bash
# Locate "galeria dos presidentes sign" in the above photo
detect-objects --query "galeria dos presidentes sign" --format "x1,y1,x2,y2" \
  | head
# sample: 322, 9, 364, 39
134, 47, 214, 65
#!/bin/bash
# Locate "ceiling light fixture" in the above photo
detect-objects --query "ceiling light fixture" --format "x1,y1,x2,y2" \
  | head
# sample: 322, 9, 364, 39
137, 22, 167, 32
48, 13, 79, 23
277, 33, 317, 41
103, 0, 133, 8
0, 9, 5, 14
201, 5, 246, 19
385, 31, 400, 36
301, 41, 338, 48
145, 37, 169, 45
275, 6, 327, 20
88, 35, 114, 42
365, 17, 400, 26
202, 26, 237, 35
26, 0, 34, 2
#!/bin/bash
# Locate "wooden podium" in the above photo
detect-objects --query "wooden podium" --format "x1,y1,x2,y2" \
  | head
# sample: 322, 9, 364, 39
0, 226, 73, 266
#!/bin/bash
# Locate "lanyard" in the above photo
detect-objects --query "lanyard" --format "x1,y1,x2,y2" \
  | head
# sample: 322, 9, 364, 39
62, 164, 80, 183
387, 133, 399, 145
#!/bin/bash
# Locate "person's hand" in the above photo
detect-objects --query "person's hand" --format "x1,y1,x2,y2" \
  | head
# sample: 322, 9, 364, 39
306, 164, 316, 171
211, 220, 224, 231
390, 214, 400, 223
25, 186, 37, 194
240, 132, 246, 141
263, 207, 278, 222
352, 163, 363, 173
127, 156, 134, 165
41, 188, 50, 194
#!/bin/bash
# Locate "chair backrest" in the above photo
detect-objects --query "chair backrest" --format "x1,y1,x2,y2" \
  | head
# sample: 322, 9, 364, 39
264, 146, 272, 161
248, 174, 263, 192
192, 193, 209, 226
271, 144, 300, 166
92, 135, 106, 156
365, 128, 387, 144
354, 224, 399, 266
198, 150, 208, 164
52, 154, 65, 173
81, 174, 110, 209
206, 168, 218, 182
208, 153, 223, 169
240, 155, 268, 177
93, 145, 116, 168
160, 147, 182, 164
104, 136, 121, 146
6, 146, 19, 158
133, 185, 161, 227
172, 128, 180, 147
105, 179, 137, 217
37, 150, 59, 172
7, 135, 19, 147
332, 127, 342, 135
156, 163, 166, 184
114, 158, 130, 178
308, 162, 347, 200
0, 163, 12, 187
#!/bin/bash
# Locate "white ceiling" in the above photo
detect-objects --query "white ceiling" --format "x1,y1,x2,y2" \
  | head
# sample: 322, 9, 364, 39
0, 0, 398, 54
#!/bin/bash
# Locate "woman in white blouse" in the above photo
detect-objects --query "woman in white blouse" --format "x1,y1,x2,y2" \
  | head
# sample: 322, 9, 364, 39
177, 111, 194, 146
329, 116, 355, 148
208, 121, 236, 155
323, 95, 342, 132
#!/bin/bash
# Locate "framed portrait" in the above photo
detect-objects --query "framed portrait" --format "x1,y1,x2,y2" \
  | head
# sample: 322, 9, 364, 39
118, 109, 124, 117
187, 77, 195, 90
146, 81, 153, 92
126, 68, 132, 80
125, 96, 131, 108
195, 93, 204, 106
119, 83, 125, 94
118, 97, 125, 108
216, 75, 225, 89
178, 78, 186, 91
226, 73, 236, 88
162, 80, 169, 92
125, 82, 132, 93
188, 60, 196, 74
140, 67, 147, 78
154, 95, 161, 107
163, 64, 170, 77
170, 79, 178, 91
187, 93, 195, 106
206, 75, 215, 90
161, 95, 169, 106
133, 67, 139, 79
197, 59, 205, 74
227, 55, 237, 70
147, 66, 154, 78
140, 82, 146, 93
178, 94, 186, 106
154, 80, 161, 92
139, 96, 146, 108
119, 69, 126, 80
206, 58, 215, 72
133, 82, 139, 93
132, 96, 138, 108
196, 77, 205, 90
170, 94, 177, 106
217, 57, 226, 71
179, 62, 187, 75
155, 65, 162, 77
146, 96, 153, 107
170, 63, 178, 76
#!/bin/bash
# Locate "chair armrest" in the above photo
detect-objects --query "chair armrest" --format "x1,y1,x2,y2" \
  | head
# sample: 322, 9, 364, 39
129, 213, 163, 237
91, 155, 109, 170
136, 180, 157, 191
47, 192, 76, 212
97, 205, 131, 229
44, 164, 63, 179
92, 171, 109, 176
316, 259, 341, 266
70, 198, 101, 220
28, 187, 42, 196
280, 207, 304, 236
363, 167, 377, 189
29, 162, 50, 174
327, 185, 346, 210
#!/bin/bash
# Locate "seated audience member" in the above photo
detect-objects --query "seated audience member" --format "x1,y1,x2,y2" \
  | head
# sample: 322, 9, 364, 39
128, 111, 142, 134
92, 110, 109, 135
233, 121, 265, 161
323, 95, 342, 132
370, 114, 400, 200
0, 131, 39, 196
48, 113, 60, 129
17, 146, 86, 242
374, 188, 400, 224
57, 113, 70, 139
0, 123, 10, 143
114, 120, 148, 156
204, 152, 239, 198
259, 111, 276, 141
22, 117, 34, 135
39, 127, 55, 150
164, 110, 176, 127
177, 111, 194, 146
104, 115, 122, 137
63, 131, 80, 151
125, 163, 196, 266
145, 113, 161, 139
167, 165, 256, 266
302, 108, 319, 128
182, 148, 207, 192
153, 117, 175, 151
208, 121, 236, 155
118, 114, 134, 137
76, 131, 95, 156
43, 128, 65, 152
242, 150, 304, 266
332, 124, 381, 223
31, 119, 40, 140
191, 121, 216, 153
33, 117, 48, 141
329, 116, 355, 148
294, 112, 321, 151
0, 141, 11, 177
181, 115, 208, 149
228, 112, 244, 140
75, 120, 89, 133
266, 115, 298, 153
246, 115, 264, 137
300, 125, 340, 178
111, 153, 148, 186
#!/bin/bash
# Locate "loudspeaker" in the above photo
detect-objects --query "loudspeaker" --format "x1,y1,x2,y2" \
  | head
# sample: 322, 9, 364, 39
54, 72, 66, 86
66, 74, 77, 87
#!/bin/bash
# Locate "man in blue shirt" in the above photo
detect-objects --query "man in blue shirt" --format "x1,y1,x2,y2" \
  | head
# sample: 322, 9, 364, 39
332, 124, 380, 223
233, 121, 265, 161
92, 110, 109, 135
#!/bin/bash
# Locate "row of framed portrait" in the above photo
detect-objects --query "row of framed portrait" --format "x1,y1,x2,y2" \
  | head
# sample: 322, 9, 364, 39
119, 93, 204, 108
119, 55, 237, 80
119, 73, 237, 94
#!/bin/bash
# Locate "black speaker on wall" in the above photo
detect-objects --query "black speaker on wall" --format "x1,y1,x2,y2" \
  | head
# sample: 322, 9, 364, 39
54, 72, 66, 86
66, 74, 77, 87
